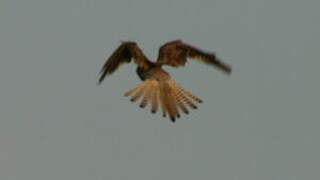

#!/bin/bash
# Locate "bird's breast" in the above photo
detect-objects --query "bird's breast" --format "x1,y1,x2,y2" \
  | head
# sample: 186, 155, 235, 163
149, 68, 171, 81
136, 67, 170, 81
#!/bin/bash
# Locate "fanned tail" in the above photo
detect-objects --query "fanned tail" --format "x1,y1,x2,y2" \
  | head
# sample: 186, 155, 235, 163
124, 79, 202, 122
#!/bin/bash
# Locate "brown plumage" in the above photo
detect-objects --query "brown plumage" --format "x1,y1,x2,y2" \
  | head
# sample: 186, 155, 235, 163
98, 40, 231, 122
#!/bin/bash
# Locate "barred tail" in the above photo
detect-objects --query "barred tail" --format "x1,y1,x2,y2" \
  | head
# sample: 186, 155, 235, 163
124, 79, 202, 122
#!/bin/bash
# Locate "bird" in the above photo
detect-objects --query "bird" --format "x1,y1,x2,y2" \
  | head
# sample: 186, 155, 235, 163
98, 40, 231, 122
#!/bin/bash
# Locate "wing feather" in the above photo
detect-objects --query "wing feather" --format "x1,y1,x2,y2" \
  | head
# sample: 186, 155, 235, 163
98, 41, 152, 84
156, 40, 232, 74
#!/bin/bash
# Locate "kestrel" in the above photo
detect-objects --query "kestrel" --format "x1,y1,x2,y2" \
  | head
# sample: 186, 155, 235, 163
98, 40, 231, 122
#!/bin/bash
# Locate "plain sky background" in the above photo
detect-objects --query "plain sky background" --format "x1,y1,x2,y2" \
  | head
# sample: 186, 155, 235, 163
1, 0, 320, 179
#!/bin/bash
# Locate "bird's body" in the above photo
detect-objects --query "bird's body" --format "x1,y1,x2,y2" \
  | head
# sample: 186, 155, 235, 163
98, 40, 231, 122
136, 66, 170, 81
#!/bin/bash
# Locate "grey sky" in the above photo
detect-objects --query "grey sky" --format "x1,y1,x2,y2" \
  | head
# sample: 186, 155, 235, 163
0, 0, 319, 179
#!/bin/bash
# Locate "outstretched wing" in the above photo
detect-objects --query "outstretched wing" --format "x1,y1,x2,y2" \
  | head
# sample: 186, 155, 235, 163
156, 40, 232, 74
98, 41, 152, 84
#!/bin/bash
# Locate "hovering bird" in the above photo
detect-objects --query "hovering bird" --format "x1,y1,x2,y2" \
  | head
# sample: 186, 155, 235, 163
98, 40, 231, 122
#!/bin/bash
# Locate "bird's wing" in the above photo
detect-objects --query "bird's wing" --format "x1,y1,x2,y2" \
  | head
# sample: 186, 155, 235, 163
98, 41, 152, 84
156, 40, 232, 74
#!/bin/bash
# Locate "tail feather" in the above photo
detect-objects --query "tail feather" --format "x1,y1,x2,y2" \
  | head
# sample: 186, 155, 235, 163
150, 83, 159, 113
139, 83, 152, 108
161, 82, 180, 122
171, 81, 203, 103
129, 83, 147, 102
158, 84, 168, 117
173, 89, 189, 114
178, 86, 203, 103
169, 81, 200, 110
124, 79, 202, 122
176, 87, 198, 109
124, 83, 144, 97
